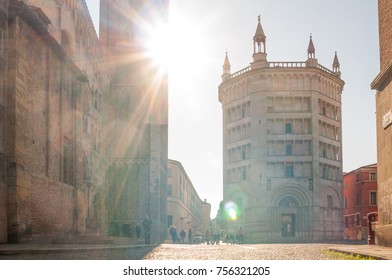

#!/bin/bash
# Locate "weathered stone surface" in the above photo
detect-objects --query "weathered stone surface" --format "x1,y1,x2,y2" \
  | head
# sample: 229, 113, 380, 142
0, 0, 168, 244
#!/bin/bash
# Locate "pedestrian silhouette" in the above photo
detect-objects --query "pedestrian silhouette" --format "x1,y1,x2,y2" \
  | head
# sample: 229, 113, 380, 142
142, 215, 152, 244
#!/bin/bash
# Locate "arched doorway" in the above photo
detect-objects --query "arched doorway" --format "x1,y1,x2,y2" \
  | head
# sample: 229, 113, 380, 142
279, 196, 298, 238
281, 214, 296, 237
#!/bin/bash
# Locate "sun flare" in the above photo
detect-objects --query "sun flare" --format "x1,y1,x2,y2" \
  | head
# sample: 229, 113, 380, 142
143, 9, 207, 78
145, 24, 172, 73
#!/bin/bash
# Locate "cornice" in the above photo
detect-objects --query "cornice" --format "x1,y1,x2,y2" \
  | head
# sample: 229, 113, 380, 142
371, 59, 392, 91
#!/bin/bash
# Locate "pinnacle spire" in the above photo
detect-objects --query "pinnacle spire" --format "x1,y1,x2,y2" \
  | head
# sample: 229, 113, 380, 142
307, 34, 315, 59
223, 51, 231, 74
253, 15, 266, 54
333, 51, 340, 73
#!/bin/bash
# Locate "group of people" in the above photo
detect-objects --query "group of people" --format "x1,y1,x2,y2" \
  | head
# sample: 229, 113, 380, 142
203, 229, 221, 245
169, 225, 193, 244
135, 218, 245, 246
167, 225, 245, 245
204, 226, 244, 245
224, 226, 244, 245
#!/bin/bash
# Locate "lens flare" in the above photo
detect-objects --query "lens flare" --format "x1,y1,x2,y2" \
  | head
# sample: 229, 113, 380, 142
225, 201, 238, 221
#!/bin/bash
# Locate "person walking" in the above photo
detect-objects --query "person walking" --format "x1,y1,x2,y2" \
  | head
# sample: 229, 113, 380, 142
169, 225, 177, 244
180, 228, 186, 243
142, 215, 152, 244
136, 223, 142, 239
237, 226, 244, 245
188, 228, 193, 244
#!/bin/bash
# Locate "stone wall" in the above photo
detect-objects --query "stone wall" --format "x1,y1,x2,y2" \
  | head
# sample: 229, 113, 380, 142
378, 0, 392, 71
2, 0, 168, 244
30, 175, 79, 236
375, 81, 392, 246
0, 0, 8, 243
374, 0, 392, 247
4, 1, 104, 242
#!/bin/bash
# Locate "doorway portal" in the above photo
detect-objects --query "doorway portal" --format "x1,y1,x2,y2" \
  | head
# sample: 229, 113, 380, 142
281, 214, 296, 237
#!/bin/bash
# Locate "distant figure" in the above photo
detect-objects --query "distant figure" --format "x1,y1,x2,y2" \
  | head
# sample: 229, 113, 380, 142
169, 225, 177, 244
205, 230, 211, 245
136, 223, 142, 238
180, 228, 186, 243
237, 226, 244, 245
213, 232, 220, 245
188, 228, 193, 244
142, 215, 152, 244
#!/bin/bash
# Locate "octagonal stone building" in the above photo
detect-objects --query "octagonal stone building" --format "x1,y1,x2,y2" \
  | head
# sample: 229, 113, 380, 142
219, 16, 345, 242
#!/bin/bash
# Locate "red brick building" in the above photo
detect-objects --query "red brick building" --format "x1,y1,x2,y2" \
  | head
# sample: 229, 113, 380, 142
343, 164, 377, 240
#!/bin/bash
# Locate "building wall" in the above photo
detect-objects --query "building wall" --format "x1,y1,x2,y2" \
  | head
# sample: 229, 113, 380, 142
219, 19, 344, 243
167, 160, 210, 238
99, 0, 169, 243
378, 0, 392, 71
1, 0, 168, 244
372, 0, 392, 247
343, 164, 377, 240
3, 0, 109, 242
0, 0, 9, 243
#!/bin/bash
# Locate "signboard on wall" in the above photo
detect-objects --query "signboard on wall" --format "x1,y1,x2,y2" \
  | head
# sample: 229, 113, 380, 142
383, 109, 392, 129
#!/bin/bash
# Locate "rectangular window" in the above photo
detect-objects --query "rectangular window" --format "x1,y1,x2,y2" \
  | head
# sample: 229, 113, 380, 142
180, 189, 184, 201
242, 167, 247, 181
344, 198, 348, 209
370, 172, 376, 181
285, 123, 292, 134
286, 143, 292, 156
167, 168, 172, 178
356, 214, 360, 226
323, 165, 328, 179
285, 164, 294, 177
370, 191, 377, 205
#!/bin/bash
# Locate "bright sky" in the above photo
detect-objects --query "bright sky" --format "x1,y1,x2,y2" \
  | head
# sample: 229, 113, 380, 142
86, 0, 379, 217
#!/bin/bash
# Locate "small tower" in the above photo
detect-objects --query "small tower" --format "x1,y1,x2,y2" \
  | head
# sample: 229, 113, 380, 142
222, 51, 231, 81
333, 51, 341, 76
307, 34, 315, 58
306, 34, 318, 67
251, 15, 268, 69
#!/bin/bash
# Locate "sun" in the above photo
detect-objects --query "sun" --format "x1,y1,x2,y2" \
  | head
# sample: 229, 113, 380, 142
143, 8, 207, 78
144, 23, 172, 73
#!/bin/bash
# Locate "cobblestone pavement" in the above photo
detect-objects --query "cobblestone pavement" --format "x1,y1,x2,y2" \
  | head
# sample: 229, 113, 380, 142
3, 242, 385, 260
143, 243, 347, 260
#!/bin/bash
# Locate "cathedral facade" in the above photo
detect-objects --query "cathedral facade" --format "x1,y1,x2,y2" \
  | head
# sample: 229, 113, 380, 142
0, 0, 168, 244
219, 16, 345, 242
